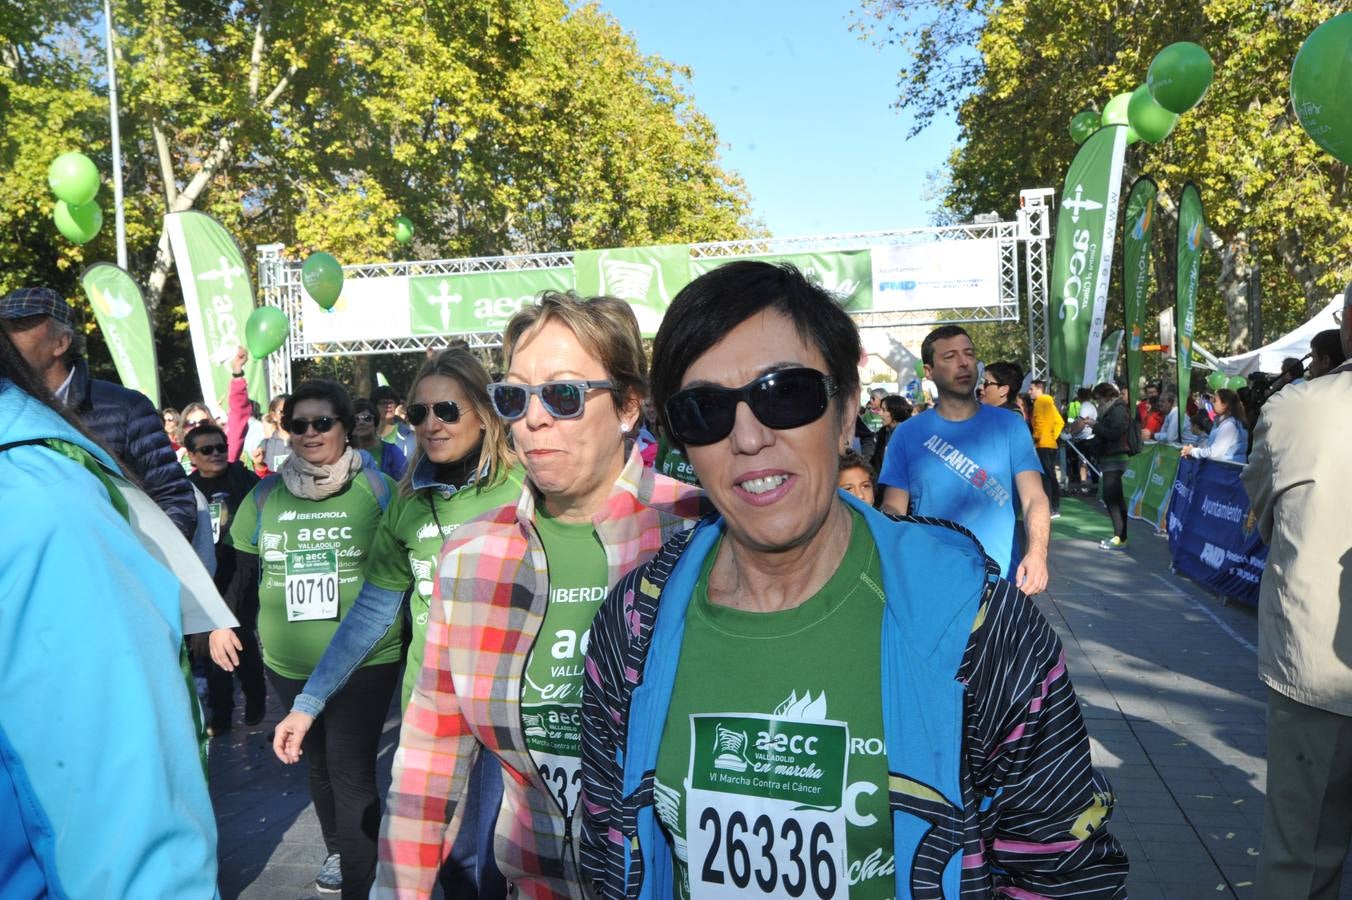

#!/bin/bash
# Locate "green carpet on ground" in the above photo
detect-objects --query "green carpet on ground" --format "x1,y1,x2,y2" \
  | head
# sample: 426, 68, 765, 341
1050, 495, 1115, 542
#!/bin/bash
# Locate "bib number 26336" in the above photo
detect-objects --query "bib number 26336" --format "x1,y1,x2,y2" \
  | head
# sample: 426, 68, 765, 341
285, 549, 339, 622
684, 714, 848, 899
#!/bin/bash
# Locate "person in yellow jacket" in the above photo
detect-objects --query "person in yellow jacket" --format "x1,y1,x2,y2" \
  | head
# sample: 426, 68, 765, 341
1029, 379, 1065, 517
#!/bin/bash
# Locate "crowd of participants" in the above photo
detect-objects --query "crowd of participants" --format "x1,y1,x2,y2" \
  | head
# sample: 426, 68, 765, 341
3, 269, 1348, 899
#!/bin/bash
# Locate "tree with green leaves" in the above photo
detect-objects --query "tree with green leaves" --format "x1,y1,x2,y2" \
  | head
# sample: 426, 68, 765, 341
856, 0, 1352, 356
2, 0, 754, 403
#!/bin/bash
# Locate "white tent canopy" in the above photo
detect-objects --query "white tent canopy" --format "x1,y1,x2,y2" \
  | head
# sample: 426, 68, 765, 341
1213, 297, 1342, 376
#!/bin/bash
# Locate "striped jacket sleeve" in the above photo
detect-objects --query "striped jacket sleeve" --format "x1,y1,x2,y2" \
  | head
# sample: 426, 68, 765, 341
579, 529, 690, 898
376, 562, 482, 896
578, 565, 640, 897
961, 579, 1128, 897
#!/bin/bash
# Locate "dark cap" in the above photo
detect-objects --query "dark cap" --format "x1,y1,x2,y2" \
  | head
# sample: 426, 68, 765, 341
0, 287, 73, 325
371, 384, 401, 405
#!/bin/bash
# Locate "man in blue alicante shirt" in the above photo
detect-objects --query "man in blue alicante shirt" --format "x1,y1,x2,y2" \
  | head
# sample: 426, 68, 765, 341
879, 324, 1052, 593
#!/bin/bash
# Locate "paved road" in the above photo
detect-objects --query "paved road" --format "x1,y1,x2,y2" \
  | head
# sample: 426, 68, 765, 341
208, 496, 1352, 899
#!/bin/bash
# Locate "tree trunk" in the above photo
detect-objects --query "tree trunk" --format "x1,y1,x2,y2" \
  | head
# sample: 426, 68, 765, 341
1273, 229, 1327, 315
352, 357, 372, 397
1218, 233, 1252, 355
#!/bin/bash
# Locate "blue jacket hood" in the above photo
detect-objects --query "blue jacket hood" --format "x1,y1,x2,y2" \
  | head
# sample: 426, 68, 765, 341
0, 379, 121, 473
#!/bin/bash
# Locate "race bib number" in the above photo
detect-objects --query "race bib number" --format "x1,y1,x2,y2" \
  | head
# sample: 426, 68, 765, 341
208, 501, 224, 543
524, 703, 584, 820
685, 714, 848, 899
535, 752, 583, 824
285, 549, 339, 622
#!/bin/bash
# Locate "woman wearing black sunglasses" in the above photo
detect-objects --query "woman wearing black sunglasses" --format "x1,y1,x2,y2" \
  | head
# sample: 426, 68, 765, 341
207, 379, 402, 898
273, 350, 525, 897
350, 397, 408, 480
579, 261, 1127, 899
377, 292, 704, 898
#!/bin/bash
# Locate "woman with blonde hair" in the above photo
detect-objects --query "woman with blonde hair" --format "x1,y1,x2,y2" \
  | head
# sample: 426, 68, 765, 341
376, 292, 704, 898
272, 349, 524, 896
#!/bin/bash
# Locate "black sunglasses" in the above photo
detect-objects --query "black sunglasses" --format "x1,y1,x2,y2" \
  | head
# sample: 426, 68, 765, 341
191, 443, 227, 456
665, 367, 838, 447
489, 380, 614, 421
355, 412, 375, 423
406, 400, 463, 426
286, 416, 338, 435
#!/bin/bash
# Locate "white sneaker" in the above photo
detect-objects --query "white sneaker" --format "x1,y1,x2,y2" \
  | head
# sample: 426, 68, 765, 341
315, 853, 341, 894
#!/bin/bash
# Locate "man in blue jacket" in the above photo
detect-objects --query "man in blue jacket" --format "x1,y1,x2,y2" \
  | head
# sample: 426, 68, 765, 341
0, 286, 197, 538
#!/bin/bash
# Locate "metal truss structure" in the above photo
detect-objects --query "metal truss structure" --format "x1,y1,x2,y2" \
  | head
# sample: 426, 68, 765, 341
1018, 188, 1055, 380
256, 197, 1052, 393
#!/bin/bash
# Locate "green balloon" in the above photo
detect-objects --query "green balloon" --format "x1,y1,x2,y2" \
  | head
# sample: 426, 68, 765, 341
301, 252, 344, 309
1291, 13, 1352, 167
1069, 110, 1099, 144
1148, 42, 1214, 114
47, 152, 100, 206
53, 200, 102, 245
1101, 93, 1141, 144
1225, 375, 1247, 390
1128, 84, 1179, 144
244, 306, 290, 358
393, 215, 415, 245
1206, 370, 1226, 390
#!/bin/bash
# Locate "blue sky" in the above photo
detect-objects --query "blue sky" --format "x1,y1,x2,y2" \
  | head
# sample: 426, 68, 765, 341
597, 0, 961, 238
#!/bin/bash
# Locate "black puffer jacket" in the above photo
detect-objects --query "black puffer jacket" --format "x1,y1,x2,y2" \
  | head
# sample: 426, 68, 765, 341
66, 358, 197, 538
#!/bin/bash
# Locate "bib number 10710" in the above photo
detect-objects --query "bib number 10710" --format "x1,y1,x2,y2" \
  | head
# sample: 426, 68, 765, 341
285, 549, 340, 622
694, 807, 839, 898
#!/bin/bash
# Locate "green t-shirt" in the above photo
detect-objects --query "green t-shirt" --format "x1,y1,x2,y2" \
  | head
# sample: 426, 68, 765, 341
230, 473, 403, 680
521, 508, 609, 828
654, 509, 893, 900
363, 468, 526, 709
657, 436, 701, 486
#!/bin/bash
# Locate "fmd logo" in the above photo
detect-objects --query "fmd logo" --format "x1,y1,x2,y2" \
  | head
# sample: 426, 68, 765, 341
1131, 197, 1155, 240
1187, 221, 1204, 251
1200, 543, 1226, 569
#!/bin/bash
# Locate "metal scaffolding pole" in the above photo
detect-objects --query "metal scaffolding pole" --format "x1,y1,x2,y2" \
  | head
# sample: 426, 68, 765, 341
1020, 188, 1054, 380
103, 0, 128, 268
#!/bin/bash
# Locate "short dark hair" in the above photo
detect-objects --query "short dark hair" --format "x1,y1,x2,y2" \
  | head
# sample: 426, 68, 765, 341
838, 450, 875, 479
881, 394, 910, 423
650, 261, 862, 442
184, 422, 226, 453
1281, 357, 1304, 378
353, 398, 377, 419
1076, 387, 1092, 401
283, 379, 355, 435
984, 361, 1024, 406
371, 384, 401, 406
1311, 328, 1347, 368
1092, 382, 1120, 402
920, 325, 970, 366
1030, 378, 1046, 390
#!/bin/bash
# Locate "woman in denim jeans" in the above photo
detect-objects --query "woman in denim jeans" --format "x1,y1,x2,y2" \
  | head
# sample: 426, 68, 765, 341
270, 350, 523, 898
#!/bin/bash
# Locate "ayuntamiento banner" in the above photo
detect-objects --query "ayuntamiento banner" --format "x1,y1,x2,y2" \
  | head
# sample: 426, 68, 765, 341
1168, 456, 1267, 606
1049, 124, 1128, 387
166, 211, 267, 413
1122, 176, 1158, 414
80, 263, 160, 407
1175, 183, 1206, 415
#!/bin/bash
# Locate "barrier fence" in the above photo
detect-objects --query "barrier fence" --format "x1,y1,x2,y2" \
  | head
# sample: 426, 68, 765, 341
1081, 441, 1265, 606
1166, 457, 1267, 606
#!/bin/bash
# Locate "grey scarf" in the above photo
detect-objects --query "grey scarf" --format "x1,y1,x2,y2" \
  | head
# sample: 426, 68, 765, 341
279, 445, 362, 501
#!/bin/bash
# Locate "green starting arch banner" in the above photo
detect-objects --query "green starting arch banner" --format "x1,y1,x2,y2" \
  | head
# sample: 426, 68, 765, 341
267, 237, 1010, 347
254, 218, 1042, 396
